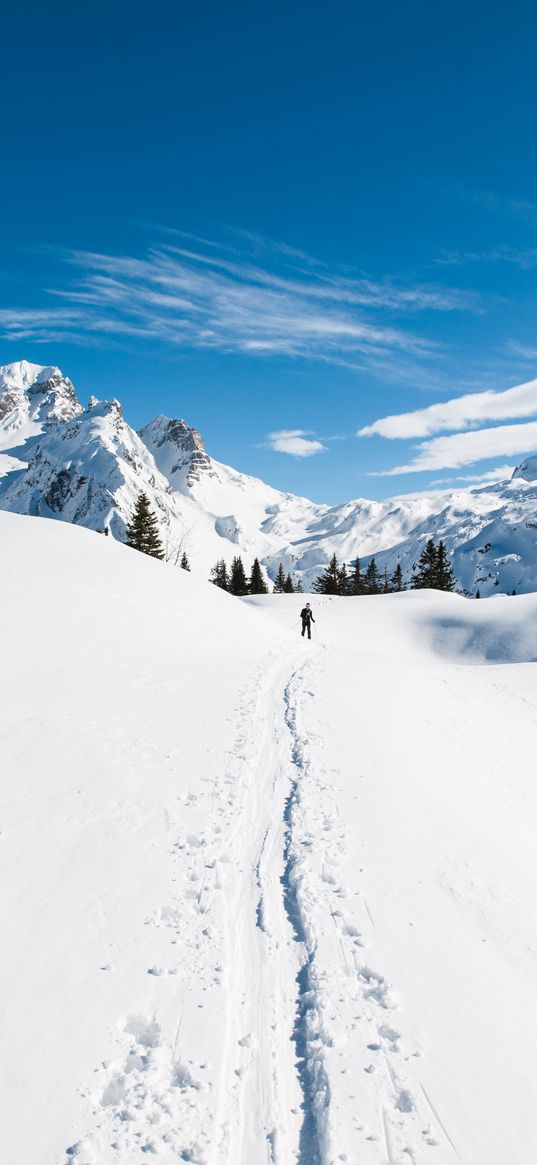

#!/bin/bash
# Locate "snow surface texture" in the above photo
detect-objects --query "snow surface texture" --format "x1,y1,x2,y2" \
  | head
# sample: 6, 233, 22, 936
2, 510, 537, 1165
1, 361, 537, 594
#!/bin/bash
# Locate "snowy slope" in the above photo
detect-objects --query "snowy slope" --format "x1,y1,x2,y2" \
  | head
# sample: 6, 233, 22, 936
141, 413, 326, 576
0, 512, 293, 1165
1, 360, 537, 593
326, 471, 537, 599
2, 510, 537, 1165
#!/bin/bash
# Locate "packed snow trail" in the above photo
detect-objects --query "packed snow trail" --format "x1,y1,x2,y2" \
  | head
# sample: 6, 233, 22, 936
3, 515, 537, 1165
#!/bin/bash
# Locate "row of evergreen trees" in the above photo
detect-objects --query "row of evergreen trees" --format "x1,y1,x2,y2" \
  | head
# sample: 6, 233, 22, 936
210, 557, 300, 595
312, 539, 455, 594
124, 494, 457, 595
313, 554, 404, 595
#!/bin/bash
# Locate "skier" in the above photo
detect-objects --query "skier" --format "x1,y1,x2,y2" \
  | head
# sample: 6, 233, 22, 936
300, 602, 315, 639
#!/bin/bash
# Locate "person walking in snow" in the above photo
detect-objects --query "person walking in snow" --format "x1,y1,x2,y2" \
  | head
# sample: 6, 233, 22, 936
300, 602, 315, 639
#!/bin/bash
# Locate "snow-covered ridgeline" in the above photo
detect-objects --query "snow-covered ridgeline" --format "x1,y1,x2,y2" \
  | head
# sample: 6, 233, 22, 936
1, 359, 537, 594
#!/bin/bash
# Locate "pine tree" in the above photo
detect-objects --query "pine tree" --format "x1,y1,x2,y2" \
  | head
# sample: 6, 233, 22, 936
337, 562, 350, 595
283, 573, 295, 593
349, 556, 364, 595
180, 551, 191, 571
125, 492, 164, 560
411, 538, 456, 592
411, 539, 438, 589
273, 563, 287, 594
229, 556, 248, 596
391, 562, 404, 592
381, 567, 391, 594
249, 557, 268, 595
364, 556, 380, 594
475, 589, 481, 599
436, 541, 456, 592
313, 553, 340, 595
296, 577, 304, 593
210, 558, 229, 590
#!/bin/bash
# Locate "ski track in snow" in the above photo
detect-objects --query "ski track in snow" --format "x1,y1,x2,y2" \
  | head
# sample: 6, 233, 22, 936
280, 660, 453, 1165
62, 645, 454, 1165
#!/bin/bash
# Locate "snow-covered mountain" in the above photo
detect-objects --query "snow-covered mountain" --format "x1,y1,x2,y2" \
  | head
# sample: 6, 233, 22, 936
0, 360, 82, 481
0, 370, 183, 542
268, 470, 537, 597
1, 359, 537, 594
140, 412, 326, 569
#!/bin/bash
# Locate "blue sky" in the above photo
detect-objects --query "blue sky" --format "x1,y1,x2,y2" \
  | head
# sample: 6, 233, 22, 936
3, 0, 537, 502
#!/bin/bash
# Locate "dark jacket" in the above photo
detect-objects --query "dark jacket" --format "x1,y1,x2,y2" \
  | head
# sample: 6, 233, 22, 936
300, 607, 315, 624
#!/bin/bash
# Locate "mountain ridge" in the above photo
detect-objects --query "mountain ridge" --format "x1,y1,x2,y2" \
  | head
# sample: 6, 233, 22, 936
1, 359, 536, 595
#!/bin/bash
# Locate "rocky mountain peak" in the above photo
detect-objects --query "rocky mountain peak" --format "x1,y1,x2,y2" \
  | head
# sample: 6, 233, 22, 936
139, 415, 217, 487
0, 360, 82, 426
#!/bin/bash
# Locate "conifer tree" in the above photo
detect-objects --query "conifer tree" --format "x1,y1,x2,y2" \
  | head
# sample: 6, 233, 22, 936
180, 551, 191, 571
273, 563, 287, 594
381, 567, 391, 594
313, 553, 339, 594
476, 589, 481, 599
411, 538, 438, 589
283, 572, 295, 593
249, 557, 269, 595
411, 538, 456, 591
125, 492, 164, 560
229, 556, 248, 596
296, 577, 304, 593
210, 558, 229, 590
436, 540, 455, 592
350, 556, 364, 595
337, 562, 350, 595
364, 556, 380, 594
391, 562, 404, 591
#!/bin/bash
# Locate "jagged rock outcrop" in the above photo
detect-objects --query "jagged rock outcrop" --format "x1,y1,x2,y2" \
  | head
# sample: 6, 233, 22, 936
0, 360, 81, 429
139, 416, 217, 487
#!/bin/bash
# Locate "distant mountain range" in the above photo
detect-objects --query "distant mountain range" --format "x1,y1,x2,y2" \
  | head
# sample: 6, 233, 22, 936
1, 359, 537, 595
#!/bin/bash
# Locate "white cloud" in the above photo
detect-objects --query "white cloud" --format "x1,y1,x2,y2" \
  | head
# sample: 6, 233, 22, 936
429, 465, 515, 485
374, 421, 537, 475
0, 234, 481, 370
265, 429, 326, 458
358, 376, 537, 439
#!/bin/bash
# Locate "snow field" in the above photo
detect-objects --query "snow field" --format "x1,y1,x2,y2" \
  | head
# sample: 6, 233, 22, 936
250, 592, 537, 1162
2, 513, 537, 1164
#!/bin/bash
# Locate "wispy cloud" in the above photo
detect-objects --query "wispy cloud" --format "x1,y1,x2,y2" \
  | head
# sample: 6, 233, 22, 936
506, 341, 537, 361
358, 376, 537, 439
264, 429, 326, 458
429, 465, 515, 486
372, 421, 537, 476
438, 182, 537, 226
0, 234, 481, 370
437, 244, 537, 269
